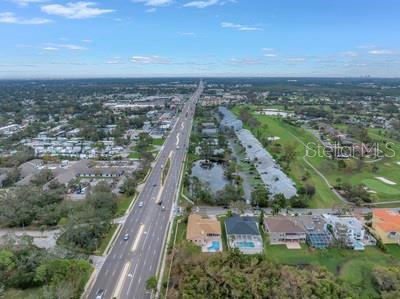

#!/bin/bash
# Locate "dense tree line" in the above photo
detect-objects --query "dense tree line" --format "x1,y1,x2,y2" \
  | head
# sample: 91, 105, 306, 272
0, 182, 66, 228
0, 237, 91, 298
168, 243, 353, 299
60, 182, 117, 252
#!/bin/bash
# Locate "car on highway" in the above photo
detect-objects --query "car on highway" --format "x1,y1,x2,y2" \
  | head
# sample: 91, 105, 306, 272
138, 201, 143, 207
161, 206, 166, 211
123, 234, 129, 241
153, 183, 157, 187
95, 289, 105, 299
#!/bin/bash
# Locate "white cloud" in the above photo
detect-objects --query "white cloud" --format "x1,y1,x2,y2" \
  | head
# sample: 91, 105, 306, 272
262, 48, 273, 51
179, 32, 196, 37
133, 0, 173, 7
0, 12, 52, 24
341, 51, 358, 57
131, 55, 171, 64
82, 39, 92, 43
183, 0, 218, 8
9, 0, 49, 6
41, 2, 114, 19
221, 22, 262, 32
43, 43, 87, 51
59, 44, 87, 50
264, 53, 277, 57
183, 0, 235, 9
368, 49, 395, 56
107, 57, 122, 64
43, 46, 59, 51
357, 44, 376, 49
229, 58, 262, 65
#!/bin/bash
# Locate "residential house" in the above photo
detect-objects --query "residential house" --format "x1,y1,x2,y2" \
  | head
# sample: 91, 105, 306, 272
225, 215, 263, 254
186, 214, 222, 252
322, 214, 365, 250
297, 215, 332, 249
372, 209, 400, 244
264, 216, 306, 246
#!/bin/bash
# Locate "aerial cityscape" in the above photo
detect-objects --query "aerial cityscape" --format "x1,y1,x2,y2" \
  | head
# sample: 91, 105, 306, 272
1, 1, 400, 299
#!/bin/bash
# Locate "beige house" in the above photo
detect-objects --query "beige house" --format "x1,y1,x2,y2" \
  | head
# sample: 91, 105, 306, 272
186, 214, 222, 252
264, 216, 306, 245
372, 209, 400, 244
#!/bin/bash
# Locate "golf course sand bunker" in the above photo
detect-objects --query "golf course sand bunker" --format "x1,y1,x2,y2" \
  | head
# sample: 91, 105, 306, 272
397, 161, 400, 166
375, 177, 397, 185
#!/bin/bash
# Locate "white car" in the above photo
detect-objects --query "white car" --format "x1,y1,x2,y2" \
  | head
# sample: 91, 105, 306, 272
138, 201, 143, 207
95, 289, 105, 299
123, 234, 129, 241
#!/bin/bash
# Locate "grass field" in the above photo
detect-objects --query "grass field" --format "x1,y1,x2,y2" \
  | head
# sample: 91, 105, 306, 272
265, 243, 399, 297
232, 105, 400, 205
325, 125, 400, 201
116, 195, 135, 216
128, 151, 141, 159
152, 137, 165, 146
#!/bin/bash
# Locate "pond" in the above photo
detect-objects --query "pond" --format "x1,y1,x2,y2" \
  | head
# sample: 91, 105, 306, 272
191, 160, 229, 193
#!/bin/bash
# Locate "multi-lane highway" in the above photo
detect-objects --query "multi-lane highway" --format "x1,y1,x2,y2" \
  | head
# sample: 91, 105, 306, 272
87, 81, 203, 299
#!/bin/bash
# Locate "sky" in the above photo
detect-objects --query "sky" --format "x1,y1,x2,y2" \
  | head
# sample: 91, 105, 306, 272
0, 0, 399, 78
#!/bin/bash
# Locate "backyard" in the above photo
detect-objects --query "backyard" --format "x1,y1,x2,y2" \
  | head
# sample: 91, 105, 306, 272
265, 243, 400, 298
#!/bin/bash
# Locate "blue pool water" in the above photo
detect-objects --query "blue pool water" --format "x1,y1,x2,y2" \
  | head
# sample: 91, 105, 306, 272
236, 241, 255, 248
353, 241, 365, 250
207, 241, 220, 251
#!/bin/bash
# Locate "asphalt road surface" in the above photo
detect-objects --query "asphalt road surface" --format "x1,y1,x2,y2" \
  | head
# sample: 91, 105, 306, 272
87, 81, 203, 299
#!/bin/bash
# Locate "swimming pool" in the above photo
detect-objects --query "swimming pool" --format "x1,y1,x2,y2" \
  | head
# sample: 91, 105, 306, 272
235, 241, 255, 248
207, 241, 220, 251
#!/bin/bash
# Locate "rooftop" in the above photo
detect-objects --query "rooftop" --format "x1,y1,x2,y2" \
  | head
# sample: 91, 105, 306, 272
186, 214, 221, 240
373, 209, 400, 233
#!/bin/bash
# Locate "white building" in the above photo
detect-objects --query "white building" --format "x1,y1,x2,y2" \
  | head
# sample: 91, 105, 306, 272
322, 214, 365, 250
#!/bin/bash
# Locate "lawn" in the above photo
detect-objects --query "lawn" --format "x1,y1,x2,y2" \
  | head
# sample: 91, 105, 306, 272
116, 195, 136, 216
362, 179, 400, 195
128, 151, 141, 159
265, 243, 399, 297
152, 137, 165, 146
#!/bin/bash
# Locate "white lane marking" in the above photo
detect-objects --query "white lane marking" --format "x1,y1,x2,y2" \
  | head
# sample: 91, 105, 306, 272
131, 224, 145, 252
112, 262, 130, 299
